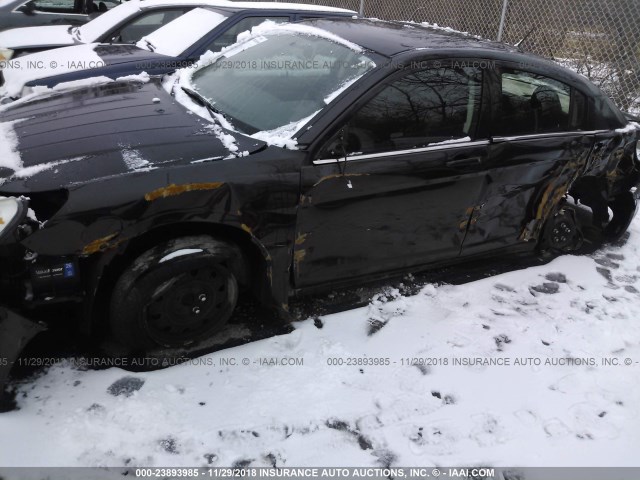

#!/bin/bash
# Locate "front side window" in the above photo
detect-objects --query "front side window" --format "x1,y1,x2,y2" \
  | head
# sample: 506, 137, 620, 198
190, 32, 375, 134
204, 16, 289, 54
495, 69, 575, 136
333, 65, 483, 156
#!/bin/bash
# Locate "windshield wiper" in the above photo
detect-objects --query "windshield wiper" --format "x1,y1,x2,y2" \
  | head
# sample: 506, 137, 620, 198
142, 38, 156, 52
180, 86, 228, 121
70, 26, 81, 41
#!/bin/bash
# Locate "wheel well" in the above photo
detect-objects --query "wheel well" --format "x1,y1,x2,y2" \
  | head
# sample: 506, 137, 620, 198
88, 222, 270, 338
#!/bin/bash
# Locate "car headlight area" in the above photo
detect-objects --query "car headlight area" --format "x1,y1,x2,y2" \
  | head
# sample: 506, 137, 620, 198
0, 196, 26, 241
0, 47, 14, 63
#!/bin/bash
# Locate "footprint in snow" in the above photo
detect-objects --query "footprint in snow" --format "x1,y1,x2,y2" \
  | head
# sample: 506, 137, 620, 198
545, 272, 567, 283
367, 318, 387, 336
325, 419, 373, 450
107, 376, 145, 397
594, 257, 620, 269
159, 437, 179, 454
494, 283, 515, 292
494, 334, 512, 351
529, 282, 560, 295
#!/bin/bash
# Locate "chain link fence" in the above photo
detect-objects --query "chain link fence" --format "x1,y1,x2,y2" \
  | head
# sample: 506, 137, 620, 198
243, 0, 640, 114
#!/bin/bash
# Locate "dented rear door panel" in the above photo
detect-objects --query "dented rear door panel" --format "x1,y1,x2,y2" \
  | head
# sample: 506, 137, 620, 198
460, 133, 595, 255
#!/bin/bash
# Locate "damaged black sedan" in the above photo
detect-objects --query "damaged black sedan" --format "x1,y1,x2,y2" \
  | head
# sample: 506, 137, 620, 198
0, 18, 639, 394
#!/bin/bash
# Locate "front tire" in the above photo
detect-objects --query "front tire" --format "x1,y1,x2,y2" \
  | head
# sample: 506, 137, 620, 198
109, 236, 240, 352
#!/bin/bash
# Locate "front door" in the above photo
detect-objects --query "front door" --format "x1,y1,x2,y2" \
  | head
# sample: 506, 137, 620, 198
294, 63, 490, 288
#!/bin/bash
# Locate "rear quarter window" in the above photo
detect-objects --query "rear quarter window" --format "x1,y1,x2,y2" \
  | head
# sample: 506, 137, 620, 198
494, 68, 586, 136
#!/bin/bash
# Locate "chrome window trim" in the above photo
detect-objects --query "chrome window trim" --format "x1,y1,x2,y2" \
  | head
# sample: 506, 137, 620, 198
491, 130, 610, 142
12, 8, 86, 15
312, 140, 491, 165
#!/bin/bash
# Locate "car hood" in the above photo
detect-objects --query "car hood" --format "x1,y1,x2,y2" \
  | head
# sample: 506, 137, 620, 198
1, 43, 170, 97
0, 78, 266, 192
0, 25, 76, 49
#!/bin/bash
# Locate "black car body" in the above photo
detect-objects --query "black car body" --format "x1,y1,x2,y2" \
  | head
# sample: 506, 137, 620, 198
0, 3, 356, 97
0, 0, 120, 32
0, 18, 639, 396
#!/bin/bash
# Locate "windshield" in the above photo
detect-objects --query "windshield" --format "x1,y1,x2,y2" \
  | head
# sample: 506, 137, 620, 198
76, 1, 140, 42
137, 7, 229, 57
189, 32, 376, 135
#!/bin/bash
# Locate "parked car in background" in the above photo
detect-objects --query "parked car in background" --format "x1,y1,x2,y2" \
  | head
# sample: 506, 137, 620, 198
0, 2, 357, 97
0, 18, 638, 396
0, 0, 121, 33
0, 0, 235, 61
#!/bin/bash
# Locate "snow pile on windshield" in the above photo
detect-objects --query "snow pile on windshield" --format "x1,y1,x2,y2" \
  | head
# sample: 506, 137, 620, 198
137, 8, 228, 57
250, 21, 364, 52
166, 78, 241, 156
0, 119, 24, 174
323, 77, 362, 104
167, 21, 369, 150
251, 110, 321, 149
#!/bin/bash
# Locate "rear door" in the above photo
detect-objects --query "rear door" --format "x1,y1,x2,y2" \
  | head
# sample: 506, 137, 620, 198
294, 62, 490, 288
460, 64, 595, 255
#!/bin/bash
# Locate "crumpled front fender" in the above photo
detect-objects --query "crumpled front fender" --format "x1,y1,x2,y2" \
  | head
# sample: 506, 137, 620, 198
0, 307, 46, 412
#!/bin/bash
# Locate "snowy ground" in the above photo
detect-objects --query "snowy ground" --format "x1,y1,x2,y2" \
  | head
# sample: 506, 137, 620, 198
1, 220, 640, 468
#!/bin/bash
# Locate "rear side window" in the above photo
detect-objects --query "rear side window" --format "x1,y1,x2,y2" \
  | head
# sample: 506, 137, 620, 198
203, 16, 289, 54
31, 0, 79, 13
495, 69, 582, 136
343, 66, 483, 155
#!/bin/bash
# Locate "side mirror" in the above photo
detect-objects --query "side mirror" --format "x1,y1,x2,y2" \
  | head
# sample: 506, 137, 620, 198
16, 1, 36, 15
321, 127, 349, 160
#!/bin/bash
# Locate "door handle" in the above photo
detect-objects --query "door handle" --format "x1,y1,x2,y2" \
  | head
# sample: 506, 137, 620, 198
445, 157, 482, 167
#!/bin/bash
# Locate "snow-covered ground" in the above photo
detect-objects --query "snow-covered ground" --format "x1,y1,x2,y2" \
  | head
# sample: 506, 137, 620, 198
1, 219, 640, 468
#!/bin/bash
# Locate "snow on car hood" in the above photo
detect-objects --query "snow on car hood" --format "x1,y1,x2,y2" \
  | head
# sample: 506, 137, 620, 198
0, 119, 23, 174
0, 43, 104, 97
0, 79, 265, 190
0, 25, 76, 50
